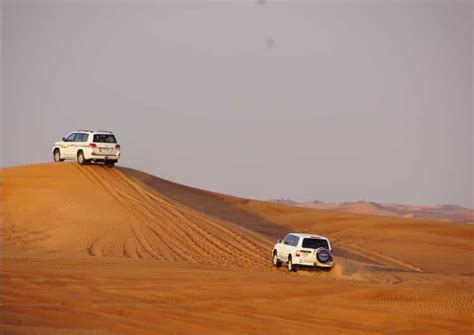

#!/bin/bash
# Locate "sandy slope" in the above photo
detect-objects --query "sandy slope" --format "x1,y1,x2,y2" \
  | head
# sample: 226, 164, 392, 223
1, 163, 473, 334
124, 168, 473, 275
1, 163, 271, 268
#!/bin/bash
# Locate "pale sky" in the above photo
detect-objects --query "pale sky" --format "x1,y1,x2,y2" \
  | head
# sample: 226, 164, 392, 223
2, 0, 473, 208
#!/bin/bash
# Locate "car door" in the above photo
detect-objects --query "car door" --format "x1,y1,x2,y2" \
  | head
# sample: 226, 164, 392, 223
69, 133, 87, 158
276, 235, 286, 261
287, 235, 298, 259
62, 133, 78, 158
291, 236, 300, 258
280, 234, 292, 261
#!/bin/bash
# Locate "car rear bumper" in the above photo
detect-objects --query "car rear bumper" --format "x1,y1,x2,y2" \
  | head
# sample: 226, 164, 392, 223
91, 158, 119, 163
84, 150, 120, 160
294, 259, 334, 268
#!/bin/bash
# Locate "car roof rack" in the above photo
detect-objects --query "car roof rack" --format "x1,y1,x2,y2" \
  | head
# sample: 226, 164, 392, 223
96, 130, 113, 133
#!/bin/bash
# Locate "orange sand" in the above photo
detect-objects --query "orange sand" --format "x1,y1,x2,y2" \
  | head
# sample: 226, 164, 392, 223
1, 163, 473, 334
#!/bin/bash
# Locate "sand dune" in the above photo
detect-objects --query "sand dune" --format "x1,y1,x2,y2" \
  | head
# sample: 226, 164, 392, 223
298, 200, 474, 223
1, 163, 473, 334
123, 168, 473, 275
1, 163, 271, 268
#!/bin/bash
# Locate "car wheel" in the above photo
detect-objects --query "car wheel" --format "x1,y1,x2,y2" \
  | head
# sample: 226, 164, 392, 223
272, 252, 281, 267
316, 248, 331, 264
53, 149, 64, 162
105, 161, 115, 168
287, 256, 297, 272
77, 151, 88, 165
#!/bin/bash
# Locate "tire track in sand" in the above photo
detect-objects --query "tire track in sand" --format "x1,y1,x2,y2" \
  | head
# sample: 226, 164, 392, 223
73, 164, 270, 268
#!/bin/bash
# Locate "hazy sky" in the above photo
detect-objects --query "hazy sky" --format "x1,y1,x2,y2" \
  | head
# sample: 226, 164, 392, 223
2, 0, 473, 208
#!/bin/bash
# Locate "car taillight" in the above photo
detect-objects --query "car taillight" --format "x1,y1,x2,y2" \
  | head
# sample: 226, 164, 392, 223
295, 251, 301, 257
89, 143, 97, 148
115, 144, 120, 150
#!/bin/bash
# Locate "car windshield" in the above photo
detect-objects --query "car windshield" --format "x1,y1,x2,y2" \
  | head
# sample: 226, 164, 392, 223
302, 238, 329, 249
93, 134, 116, 143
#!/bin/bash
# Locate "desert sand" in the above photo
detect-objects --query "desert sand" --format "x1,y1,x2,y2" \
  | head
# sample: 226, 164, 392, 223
1, 163, 473, 334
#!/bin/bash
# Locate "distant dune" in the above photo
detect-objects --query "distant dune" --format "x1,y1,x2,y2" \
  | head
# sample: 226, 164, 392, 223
269, 199, 474, 224
1, 163, 473, 334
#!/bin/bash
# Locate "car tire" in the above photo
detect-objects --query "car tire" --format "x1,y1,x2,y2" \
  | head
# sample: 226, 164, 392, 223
287, 256, 297, 272
272, 252, 282, 267
77, 151, 88, 165
53, 149, 64, 162
316, 248, 331, 264
105, 161, 115, 168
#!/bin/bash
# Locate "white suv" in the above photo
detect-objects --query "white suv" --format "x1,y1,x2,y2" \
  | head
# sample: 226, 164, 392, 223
52, 130, 120, 167
272, 233, 334, 272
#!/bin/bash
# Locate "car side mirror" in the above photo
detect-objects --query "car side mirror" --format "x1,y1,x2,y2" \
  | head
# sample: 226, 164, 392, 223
62, 137, 66, 141
278, 239, 282, 244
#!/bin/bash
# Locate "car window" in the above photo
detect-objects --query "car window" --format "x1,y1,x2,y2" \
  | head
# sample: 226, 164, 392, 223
65, 133, 77, 142
286, 235, 293, 245
284, 235, 299, 247
93, 134, 116, 143
302, 238, 329, 249
292, 235, 300, 247
76, 133, 88, 142
73, 133, 83, 142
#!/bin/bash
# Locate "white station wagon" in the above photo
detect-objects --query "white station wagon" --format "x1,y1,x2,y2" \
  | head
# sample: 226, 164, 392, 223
272, 233, 334, 272
52, 130, 120, 167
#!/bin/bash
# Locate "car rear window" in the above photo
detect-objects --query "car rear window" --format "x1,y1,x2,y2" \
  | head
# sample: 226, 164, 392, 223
302, 238, 329, 249
93, 134, 116, 143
